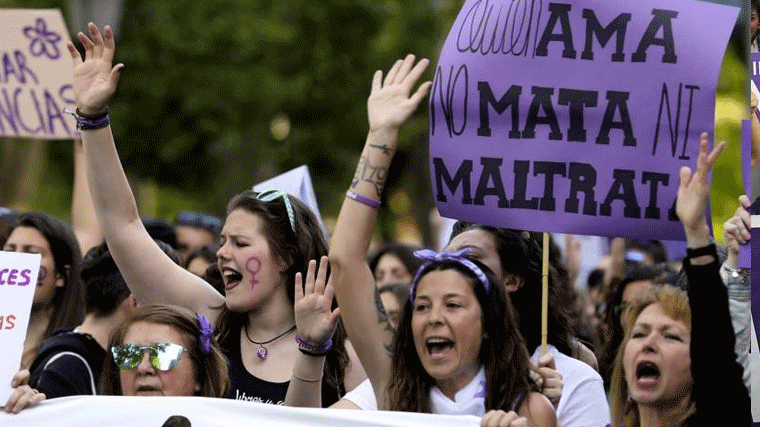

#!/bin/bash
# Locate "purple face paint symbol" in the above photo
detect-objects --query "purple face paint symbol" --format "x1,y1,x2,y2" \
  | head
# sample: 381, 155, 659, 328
245, 257, 262, 287
23, 18, 61, 60
37, 266, 47, 287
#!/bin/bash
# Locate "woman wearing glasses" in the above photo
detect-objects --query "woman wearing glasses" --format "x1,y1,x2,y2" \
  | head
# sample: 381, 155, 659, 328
100, 304, 227, 397
5, 304, 228, 412
64, 23, 356, 406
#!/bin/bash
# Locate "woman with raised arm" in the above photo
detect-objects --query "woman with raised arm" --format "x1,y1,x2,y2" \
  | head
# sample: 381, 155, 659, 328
66, 23, 354, 406
328, 55, 555, 427
608, 134, 750, 426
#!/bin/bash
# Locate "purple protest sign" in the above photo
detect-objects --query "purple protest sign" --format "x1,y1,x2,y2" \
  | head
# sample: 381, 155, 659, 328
753, 223, 760, 344
429, 0, 738, 240
740, 120, 751, 269
752, 52, 760, 102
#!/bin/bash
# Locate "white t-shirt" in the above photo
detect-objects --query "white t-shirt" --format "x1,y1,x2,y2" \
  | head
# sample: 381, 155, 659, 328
530, 345, 609, 427
343, 378, 377, 410
343, 367, 487, 416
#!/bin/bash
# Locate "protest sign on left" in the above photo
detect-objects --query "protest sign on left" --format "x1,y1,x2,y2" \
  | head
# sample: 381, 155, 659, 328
0, 251, 40, 403
0, 9, 76, 139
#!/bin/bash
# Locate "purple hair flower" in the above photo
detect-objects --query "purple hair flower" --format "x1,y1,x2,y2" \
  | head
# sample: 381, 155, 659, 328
195, 312, 213, 355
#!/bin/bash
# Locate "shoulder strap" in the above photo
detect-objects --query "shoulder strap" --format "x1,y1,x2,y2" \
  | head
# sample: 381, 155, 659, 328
43, 351, 97, 395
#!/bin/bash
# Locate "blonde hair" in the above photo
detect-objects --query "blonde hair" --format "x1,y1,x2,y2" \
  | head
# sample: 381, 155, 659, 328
609, 285, 694, 427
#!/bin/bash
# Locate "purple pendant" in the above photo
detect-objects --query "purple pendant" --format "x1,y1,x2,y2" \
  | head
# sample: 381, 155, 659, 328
257, 347, 268, 359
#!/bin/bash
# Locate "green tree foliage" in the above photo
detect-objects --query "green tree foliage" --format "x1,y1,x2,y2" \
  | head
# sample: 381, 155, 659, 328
11, 0, 746, 246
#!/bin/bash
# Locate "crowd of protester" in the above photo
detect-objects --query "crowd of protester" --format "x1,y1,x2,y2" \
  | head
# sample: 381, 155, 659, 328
0, 22, 752, 427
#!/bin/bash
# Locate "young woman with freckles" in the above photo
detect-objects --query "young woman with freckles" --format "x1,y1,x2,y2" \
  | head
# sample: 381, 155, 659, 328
607, 134, 749, 426
66, 23, 359, 406
325, 54, 556, 427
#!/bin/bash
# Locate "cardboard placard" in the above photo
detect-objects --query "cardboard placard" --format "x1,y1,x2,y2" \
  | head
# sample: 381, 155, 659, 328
429, 0, 738, 240
0, 9, 76, 139
0, 251, 41, 403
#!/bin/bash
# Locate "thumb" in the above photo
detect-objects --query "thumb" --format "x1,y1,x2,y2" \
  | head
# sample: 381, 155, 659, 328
11, 370, 30, 387
538, 353, 556, 370
109, 63, 125, 88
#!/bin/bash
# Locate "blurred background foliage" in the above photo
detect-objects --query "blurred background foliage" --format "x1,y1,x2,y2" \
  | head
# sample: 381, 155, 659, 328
0, 0, 748, 247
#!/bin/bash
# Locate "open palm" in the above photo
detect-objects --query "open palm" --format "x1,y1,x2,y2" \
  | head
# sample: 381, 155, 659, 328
66, 23, 123, 115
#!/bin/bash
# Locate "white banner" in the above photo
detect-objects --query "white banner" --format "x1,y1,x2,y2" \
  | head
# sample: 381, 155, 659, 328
0, 395, 481, 427
0, 251, 40, 403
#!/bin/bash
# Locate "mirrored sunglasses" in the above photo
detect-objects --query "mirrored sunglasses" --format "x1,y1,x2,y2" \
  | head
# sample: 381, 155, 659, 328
111, 342, 185, 371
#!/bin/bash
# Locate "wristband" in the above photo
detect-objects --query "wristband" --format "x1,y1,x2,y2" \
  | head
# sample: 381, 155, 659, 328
295, 334, 333, 356
685, 242, 716, 259
65, 108, 110, 130
346, 190, 380, 209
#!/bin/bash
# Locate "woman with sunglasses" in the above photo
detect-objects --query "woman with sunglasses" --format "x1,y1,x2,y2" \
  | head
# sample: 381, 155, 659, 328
101, 304, 227, 397
5, 304, 228, 411
65, 23, 355, 406
326, 55, 555, 426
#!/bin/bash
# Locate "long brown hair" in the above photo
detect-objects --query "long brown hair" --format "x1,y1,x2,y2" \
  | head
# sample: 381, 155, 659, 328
1, 212, 85, 338
214, 190, 348, 402
100, 304, 229, 397
388, 258, 537, 412
609, 285, 693, 426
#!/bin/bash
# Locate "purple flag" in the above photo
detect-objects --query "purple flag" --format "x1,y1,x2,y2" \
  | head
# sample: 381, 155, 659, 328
429, 0, 738, 240
752, 225, 760, 343
740, 120, 751, 269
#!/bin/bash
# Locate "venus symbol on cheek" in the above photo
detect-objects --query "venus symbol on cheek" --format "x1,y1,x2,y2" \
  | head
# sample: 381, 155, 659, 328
37, 266, 47, 287
245, 257, 262, 287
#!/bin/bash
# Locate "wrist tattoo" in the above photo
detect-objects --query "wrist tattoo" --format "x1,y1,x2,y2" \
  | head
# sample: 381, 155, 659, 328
350, 154, 388, 197
369, 144, 394, 156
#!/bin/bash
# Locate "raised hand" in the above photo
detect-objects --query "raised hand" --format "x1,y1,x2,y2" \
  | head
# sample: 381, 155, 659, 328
294, 256, 340, 346
675, 132, 725, 235
367, 54, 432, 135
722, 195, 751, 268
66, 23, 124, 115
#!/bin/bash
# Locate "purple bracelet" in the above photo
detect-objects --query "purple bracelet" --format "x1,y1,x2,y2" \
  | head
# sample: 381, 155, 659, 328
346, 190, 380, 209
65, 108, 110, 130
295, 334, 333, 356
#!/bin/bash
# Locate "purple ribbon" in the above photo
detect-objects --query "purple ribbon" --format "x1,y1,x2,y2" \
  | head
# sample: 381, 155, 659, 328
195, 312, 213, 355
409, 248, 490, 301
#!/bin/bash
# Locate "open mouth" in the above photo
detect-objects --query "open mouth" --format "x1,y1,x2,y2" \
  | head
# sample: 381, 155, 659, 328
425, 338, 455, 356
635, 361, 661, 386
221, 268, 243, 289
136, 385, 162, 395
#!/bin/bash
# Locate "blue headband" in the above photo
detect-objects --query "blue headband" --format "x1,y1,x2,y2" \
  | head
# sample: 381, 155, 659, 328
409, 248, 491, 301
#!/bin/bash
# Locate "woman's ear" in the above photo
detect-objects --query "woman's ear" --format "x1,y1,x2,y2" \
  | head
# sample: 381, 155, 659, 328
503, 273, 524, 293
54, 265, 70, 288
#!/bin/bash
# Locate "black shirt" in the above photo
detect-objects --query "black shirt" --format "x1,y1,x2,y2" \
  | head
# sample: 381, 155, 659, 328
28, 328, 106, 398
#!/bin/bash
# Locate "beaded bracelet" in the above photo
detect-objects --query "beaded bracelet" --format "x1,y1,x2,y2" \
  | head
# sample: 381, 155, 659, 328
295, 334, 333, 356
64, 108, 110, 130
346, 190, 380, 209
